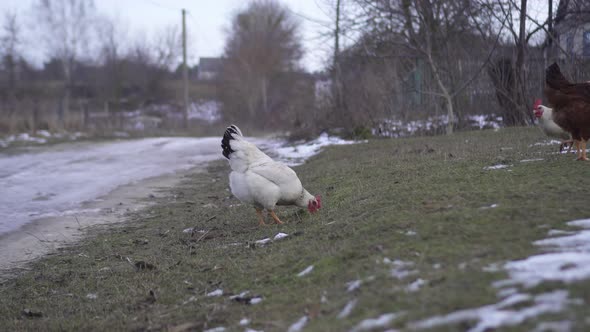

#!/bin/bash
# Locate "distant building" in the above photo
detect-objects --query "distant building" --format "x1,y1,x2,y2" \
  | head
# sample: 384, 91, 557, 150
197, 57, 223, 80
555, 1, 590, 58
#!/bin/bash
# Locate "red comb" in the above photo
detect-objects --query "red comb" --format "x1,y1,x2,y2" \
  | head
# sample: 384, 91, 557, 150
533, 99, 542, 108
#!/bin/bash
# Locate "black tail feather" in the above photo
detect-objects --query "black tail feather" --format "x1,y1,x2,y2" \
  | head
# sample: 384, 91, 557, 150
221, 125, 242, 159
546, 62, 570, 89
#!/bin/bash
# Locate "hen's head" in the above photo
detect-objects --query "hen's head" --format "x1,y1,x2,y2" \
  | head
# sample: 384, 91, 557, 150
307, 195, 322, 213
533, 99, 544, 118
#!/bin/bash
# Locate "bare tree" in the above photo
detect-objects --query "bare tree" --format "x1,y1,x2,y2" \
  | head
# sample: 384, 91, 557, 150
354, 0, 500, 134
297, 0, 362, 128
480, 0, 553, 126
123, 25, 181, 103
96, 15, 128, 67
94, 15, 128, 113
1, 11, 21, 92
325, 0, 348, 125
152, 25, 182, 70
221, 0, 304, 125
33, 0, 96, 126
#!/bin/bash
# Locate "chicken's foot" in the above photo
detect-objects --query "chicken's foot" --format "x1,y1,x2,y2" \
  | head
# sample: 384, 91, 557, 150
256, 208, 267, 226
268, 210, 284, 224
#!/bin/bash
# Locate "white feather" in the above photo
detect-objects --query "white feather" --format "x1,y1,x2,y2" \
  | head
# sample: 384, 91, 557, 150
538, 105, 571, 140
225, 129, 313, 210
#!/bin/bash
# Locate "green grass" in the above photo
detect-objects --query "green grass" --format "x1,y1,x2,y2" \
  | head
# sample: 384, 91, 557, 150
1, 127, 590, 331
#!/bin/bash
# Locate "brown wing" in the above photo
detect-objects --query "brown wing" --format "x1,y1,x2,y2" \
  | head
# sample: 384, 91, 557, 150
545, 63, 590, 106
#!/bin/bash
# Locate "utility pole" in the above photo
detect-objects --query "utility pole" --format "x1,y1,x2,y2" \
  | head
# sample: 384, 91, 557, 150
182, 8, 189, 129
547, 0, 553, 60
332, 0, 343, 123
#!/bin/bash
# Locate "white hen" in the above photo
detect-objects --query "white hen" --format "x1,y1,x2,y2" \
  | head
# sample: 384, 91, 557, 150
533, 99, 573, 153
221, 125, 321, 225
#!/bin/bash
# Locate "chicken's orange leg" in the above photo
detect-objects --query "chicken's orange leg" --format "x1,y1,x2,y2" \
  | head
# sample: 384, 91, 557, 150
574, 140, 581, 159
268, 210, 284, 224
580, 140, 589, 161
256, 208, 267, 226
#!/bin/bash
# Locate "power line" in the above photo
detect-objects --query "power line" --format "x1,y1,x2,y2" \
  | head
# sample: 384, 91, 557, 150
136, 0, 184, 13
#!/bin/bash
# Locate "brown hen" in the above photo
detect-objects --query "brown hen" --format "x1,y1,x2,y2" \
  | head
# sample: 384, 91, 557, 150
544, 62, 590, 160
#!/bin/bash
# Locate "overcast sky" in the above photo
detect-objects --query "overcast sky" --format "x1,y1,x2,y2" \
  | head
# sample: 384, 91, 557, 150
0, 0, 552, 72
0, 0, 336, 72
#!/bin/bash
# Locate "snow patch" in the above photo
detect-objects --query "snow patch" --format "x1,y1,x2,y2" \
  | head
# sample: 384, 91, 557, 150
374, 114, 502, 138
204, 328, 226, 332
0, 131, 88, 149
346, 279, 362, 292
547, 229, 575, 236
229, 291, 263, 305
287, 316, 308, 332
352, 313, 401, 332
411, 217, 590, 331
188, 100, 221, 123
569, 218, 590, 228
297, 265, 314, 277
530, 140, 561, 147
182, 228, 206, 234
406, 278, 427, 292
411, 291, 573, 332
239, 318, 251, 326
255, 238, 272, 246
482, 263, 502, 272
496, 218, 590, 288
520, 158, 544, 163
383, 258, 418, 280
467, 115, 503, 129
274, 232, 289, 240
483, 164, 511, 170
206, 289, 223, 297
337, 299, 358, 319
268, 133, 364, 166
230, 291, 250, 299
480, 203, 498, 209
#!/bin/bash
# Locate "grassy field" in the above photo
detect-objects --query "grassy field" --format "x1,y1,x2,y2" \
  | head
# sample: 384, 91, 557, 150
1, 127, 590, 331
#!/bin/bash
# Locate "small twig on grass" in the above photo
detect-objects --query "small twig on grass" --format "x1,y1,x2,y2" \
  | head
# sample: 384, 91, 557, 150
74, 216, 82, 229
25, 232, 50, 249
54, 232, 71, 243
195, 230, 210, 242
116, 255, 137, 269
